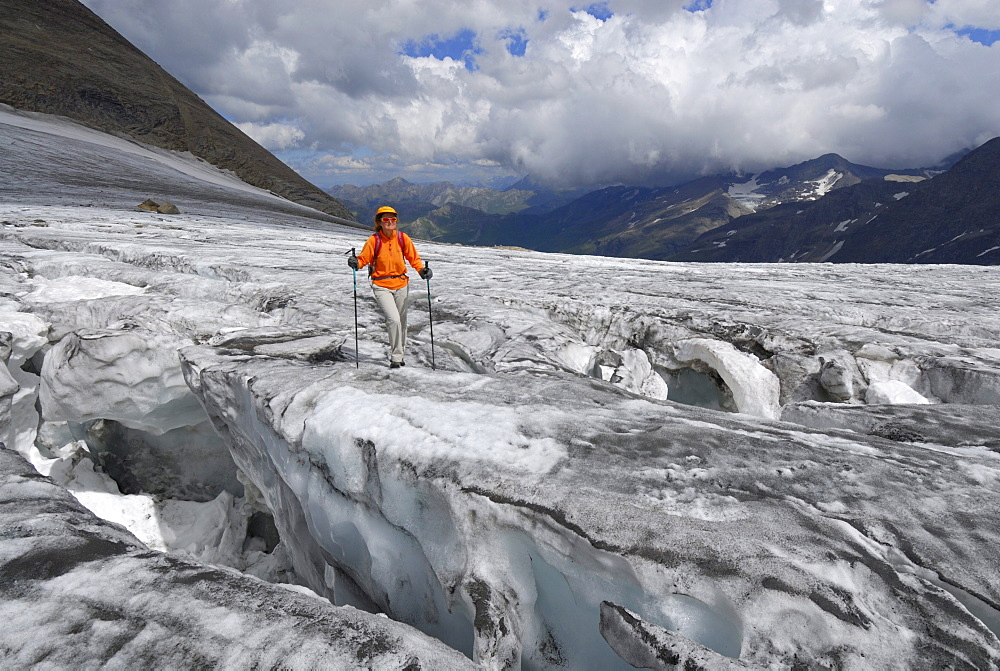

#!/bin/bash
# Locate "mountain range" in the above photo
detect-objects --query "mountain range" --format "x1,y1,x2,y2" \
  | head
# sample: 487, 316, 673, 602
330, 148, 1000, 265
326, 176, 592, 224
0, 0, 354, 223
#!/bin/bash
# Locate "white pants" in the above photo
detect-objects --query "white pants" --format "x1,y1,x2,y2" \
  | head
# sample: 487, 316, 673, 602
371, 283, 409, 363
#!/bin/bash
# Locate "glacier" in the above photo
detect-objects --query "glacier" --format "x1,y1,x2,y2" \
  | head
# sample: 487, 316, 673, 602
3, 104, 1000, 668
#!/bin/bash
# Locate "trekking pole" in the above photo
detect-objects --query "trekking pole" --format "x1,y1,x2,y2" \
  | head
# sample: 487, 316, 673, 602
425, 262, 436, 370
348, 247, 359, 368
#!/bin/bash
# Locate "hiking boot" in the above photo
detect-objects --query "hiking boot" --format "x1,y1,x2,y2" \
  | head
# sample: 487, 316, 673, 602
389, 361, 402, 369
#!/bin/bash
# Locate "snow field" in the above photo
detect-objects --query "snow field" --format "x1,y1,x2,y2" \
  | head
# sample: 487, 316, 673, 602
3, 108, 1000, 668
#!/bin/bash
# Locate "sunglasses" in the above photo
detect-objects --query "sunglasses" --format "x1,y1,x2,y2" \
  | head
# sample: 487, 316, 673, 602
380, 216, 398, 222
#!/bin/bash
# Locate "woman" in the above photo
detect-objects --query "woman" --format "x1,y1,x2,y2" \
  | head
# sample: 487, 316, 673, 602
348, 206, 431, 368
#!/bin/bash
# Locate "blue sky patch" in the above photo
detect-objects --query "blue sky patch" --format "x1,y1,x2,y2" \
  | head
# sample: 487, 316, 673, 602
500, 29, 528, 57
402, 29, 482, 70
957, 27, 1000, 46
685, 0, 714, 11
573, 3, 613, 21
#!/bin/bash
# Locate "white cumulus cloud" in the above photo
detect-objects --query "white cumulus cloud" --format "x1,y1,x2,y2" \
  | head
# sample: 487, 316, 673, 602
81, 0, 1000, 188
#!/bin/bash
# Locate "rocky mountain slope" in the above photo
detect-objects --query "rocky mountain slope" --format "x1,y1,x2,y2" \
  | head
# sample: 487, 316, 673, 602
674, 137, 1000, 264
0, 0, 354, 222
670, 177, 918, 262
832, 136, 1000, 263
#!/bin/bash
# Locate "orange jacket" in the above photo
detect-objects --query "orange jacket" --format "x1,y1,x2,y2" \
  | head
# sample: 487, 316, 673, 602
356, 230, 425, 290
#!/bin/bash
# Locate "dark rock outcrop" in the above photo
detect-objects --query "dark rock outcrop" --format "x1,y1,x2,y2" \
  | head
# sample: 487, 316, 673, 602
138, 199, 179, 214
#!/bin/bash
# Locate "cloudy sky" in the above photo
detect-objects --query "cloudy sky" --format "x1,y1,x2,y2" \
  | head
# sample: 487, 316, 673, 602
80, 0, 1000, 190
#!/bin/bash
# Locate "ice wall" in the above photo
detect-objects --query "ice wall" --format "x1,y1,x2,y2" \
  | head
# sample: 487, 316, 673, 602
179, 344, 759, 669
